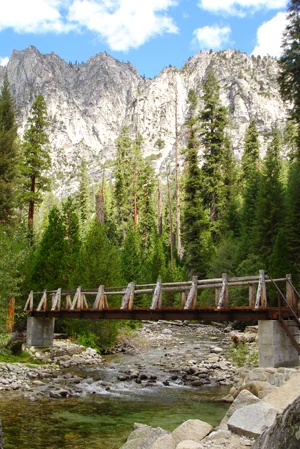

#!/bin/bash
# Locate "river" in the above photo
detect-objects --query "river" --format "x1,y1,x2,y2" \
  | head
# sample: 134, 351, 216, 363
0, 322, 232, 448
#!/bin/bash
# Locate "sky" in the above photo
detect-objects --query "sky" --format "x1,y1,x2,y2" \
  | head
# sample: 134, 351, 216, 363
0, 0, 289, 78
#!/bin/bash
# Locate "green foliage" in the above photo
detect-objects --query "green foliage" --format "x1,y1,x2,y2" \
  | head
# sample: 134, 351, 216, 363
72, 220, 122, 288
77, 330, 101, 351
279, 0, 300, 149
253, 128, 285, 261
182, 89, 212, 277
0, 348, 42, 364
0, 75, 18, 221
77, 158, 91, 227
229, 342, 258, 367
286, 160, 300, 278
20, 95, 51, 235
200, 72, 229, 242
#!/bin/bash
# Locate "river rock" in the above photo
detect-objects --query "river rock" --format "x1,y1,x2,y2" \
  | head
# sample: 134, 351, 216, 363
263, 372, 300, 413
150, 434, 176, 449
176, 441, 203, 449
252, 396, 300, 449
0, 420, 3, 449
227, 402, 277, 438
172, 420, 212, 445
120, 424, 168, 449
161, 329, 172, 335
219, 390, 261, 429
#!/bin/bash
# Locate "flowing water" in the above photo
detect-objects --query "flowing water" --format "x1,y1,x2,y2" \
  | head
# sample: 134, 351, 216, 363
0, 324, 231, 448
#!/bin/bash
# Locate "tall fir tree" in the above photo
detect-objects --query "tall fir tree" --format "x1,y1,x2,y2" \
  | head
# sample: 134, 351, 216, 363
286, 160, 300, 278
239, 118, 261, 255
182, 89, 211, 277
278, 0, 300, 151
114, 126, 134, 239
253, 128, 285, 262
200, 71, 229, 242
77, 158, 91, 228
0, 75, 18, 221
31, 206, 67, 289
20, 95, 51, 239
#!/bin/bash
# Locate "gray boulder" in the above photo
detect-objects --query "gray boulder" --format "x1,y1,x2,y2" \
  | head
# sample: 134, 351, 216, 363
120, 424, 168, 449
176, 441, 203, 449
172, 420, 212, 445
150, 434, 176, 449
227, 402, 277, 438
252, 396, 300, 449
0, 420, 3, 449
219, 389, 261, 429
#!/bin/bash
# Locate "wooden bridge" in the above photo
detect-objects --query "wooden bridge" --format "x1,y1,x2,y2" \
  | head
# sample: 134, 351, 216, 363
24, 271, 300, 365
24, 270, 299, 321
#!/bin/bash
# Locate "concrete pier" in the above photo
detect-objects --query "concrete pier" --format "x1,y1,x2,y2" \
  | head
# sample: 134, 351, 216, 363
259, 320, 299, 368
26, 317, 55, 347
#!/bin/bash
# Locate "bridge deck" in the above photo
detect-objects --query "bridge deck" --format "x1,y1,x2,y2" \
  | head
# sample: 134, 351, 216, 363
28, 306, 296, 321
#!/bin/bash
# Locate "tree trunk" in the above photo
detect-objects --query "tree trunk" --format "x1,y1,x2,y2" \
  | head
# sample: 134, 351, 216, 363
174, 76, 183, 259
157, 177, 163, 235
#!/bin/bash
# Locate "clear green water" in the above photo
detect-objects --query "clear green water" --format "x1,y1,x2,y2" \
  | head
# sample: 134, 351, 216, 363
0, 387, 229, 449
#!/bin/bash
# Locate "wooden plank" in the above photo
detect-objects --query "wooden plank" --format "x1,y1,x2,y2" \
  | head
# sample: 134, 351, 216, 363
65, 295, 72, 309
82, 294, 88, 309
24, 291, 33, 311
286, 274, 298, 313
51, 288, 61, 311
37, 290, 47, 311
255, 270, 267, 309
181, 289, 188, 308
184, 276, 198, 310
249, 284, 256, 308
217, 273, 228, 309
71, 287, 81, 310
150, 279, 162, 310
121, 282, 135, 310
215, 287, 221, 307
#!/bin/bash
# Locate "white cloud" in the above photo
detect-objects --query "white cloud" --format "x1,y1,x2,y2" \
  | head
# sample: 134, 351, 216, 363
67, 0, 178, 51
193, 25, 231, 50
0, 57, 9, 66
252, 12, 287, 57
198, 0, 287, 16
0, 0, 74, 34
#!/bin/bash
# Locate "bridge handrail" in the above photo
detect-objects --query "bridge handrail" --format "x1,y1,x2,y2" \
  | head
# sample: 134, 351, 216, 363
24, 271, 296, 313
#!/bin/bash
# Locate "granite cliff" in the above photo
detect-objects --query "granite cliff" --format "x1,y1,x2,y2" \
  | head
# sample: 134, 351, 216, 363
0, 46, 288, 196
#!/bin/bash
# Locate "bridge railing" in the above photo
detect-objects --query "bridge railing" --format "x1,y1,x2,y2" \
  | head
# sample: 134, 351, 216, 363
24, 270, 298, 314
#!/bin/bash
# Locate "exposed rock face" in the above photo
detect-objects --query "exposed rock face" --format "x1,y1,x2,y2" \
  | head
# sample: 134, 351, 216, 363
0, 46, 288, 196
252, 396, 300, 449
227, 402, 277, 438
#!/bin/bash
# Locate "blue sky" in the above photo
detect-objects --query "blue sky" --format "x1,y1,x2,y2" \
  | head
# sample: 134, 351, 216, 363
0, 0, 288, 78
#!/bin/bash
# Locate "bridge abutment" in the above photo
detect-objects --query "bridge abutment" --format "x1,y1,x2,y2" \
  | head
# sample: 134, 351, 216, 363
26, 317, 55, 347
258, 320, 299, 368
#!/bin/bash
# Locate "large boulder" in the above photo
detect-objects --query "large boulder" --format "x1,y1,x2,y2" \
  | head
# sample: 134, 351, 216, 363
263, 372, 300, 413
172, 420, 212, 445
219, 390, 261, 429
227, 402, 277, 438
176, 441, 202, 449
0, 420, 3, 449
252, 396, 300, 449
150, 434, 176, 449
120, 424, 168, 449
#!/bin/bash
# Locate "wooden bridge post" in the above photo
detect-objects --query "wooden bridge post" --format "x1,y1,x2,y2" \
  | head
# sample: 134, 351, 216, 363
184, 276, 198, 310
215, 287, 221, 307
249, 284, 256, 308
150, 279, 162, 310
255, 270, 267, 308
217, 273, 228, 309
286, 274, 298, 314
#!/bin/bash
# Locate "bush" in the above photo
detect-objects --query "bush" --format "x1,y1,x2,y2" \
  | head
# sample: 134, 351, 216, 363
229, 342, 258, 367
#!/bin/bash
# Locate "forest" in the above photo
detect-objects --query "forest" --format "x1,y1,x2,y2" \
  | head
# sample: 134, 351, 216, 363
0, 0, 300, 350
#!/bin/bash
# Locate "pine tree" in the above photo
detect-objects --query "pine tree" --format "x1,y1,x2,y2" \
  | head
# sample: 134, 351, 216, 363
286, 160, 300, 277
114, 126, 134, 238
77, 158, 91, 227
182, 89, 211, 277
31, 207, 67, 289
239, 119, 261, 253
20, 95, 51, 239
200, 72, 229, 242
278, 0, 300, 150
62, 197, 81, 286
0, 75, 18, 221
253, 128, 285, 261
268, 229, 291, 278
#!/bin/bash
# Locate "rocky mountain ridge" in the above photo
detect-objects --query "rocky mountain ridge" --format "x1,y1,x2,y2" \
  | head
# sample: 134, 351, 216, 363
0, 46, 288, 196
